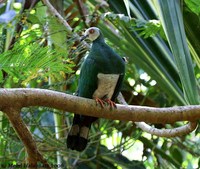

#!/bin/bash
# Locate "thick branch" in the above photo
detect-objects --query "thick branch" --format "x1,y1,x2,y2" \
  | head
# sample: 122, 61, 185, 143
4, 107, 50, 169
0, 88, 200, 124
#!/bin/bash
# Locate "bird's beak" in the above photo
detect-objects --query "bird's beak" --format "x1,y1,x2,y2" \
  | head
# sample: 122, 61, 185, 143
80, 34, 89, 41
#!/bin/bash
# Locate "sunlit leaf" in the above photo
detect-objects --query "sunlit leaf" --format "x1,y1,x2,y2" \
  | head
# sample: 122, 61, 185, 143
154, 0, 200, 104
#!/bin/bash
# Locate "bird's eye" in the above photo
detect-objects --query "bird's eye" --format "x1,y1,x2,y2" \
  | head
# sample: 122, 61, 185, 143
89, 29, 95, 34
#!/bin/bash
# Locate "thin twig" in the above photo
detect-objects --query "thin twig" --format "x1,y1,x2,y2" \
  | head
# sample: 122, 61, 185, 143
42, 0, 72, 33
41, 0, 90, 49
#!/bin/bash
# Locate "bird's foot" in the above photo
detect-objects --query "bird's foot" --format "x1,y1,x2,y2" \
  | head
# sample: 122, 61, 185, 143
104, 98, 117, 109
95, 97, 116, 109
95, 97, 106, 108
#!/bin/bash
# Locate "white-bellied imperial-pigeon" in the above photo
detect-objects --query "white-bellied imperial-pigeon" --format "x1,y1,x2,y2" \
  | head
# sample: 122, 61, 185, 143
67, 27, 125, 151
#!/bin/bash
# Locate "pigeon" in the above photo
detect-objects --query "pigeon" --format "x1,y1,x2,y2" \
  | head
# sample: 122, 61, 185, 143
67, 27, 125, 151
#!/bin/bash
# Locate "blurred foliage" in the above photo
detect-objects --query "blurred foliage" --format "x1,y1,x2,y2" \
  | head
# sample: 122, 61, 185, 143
0, 0, 199, 169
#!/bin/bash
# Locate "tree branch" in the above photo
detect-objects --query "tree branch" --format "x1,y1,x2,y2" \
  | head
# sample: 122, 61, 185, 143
135, 121, 197, 137
0, 88, 200, 124
42, 0, 72, 33
4, 106, 51, 169
117, 92, 198, 137
41, 0, 90, 48
1, 88, 199, 167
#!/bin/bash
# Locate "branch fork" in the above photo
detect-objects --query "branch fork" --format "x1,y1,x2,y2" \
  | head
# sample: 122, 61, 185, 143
1, 88, 199, 168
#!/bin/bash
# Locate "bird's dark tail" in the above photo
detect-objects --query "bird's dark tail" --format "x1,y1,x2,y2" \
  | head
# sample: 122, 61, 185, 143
67, 114, 97, 151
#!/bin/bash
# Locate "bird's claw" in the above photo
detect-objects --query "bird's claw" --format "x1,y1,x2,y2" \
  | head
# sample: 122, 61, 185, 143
95, 97, 116, 109
105, 98, 117, 109
95, 97, 106, 108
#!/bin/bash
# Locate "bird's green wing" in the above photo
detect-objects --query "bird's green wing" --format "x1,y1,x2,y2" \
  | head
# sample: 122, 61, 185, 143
78, 57, 99, 98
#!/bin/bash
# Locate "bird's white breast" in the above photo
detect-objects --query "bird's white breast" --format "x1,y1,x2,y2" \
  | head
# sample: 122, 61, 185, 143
93, 73, 120, 99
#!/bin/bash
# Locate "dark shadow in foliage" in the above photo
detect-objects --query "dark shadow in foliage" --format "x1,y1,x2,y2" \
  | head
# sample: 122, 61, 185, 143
75, 145, 146, 169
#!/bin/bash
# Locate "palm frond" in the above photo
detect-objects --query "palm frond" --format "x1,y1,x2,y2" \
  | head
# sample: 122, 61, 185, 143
153, 0, 200, 104
100, 12, 186, 105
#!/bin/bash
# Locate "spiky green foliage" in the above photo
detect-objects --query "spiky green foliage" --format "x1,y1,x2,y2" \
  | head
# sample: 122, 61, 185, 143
0, 41, 74, 86
0, 0, 200, 169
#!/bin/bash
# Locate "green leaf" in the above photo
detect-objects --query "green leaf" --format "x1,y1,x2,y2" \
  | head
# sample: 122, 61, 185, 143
0, 41, 74, 86
153, 0, 200, 104
123, 0, 131, 18
184, 0, 200, 15
170, 146, 183, 164
0, 70, 3, 83
101, 12, 186, 105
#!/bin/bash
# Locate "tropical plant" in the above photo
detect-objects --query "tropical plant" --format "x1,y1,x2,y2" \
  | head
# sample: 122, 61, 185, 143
0, 0, 199, 168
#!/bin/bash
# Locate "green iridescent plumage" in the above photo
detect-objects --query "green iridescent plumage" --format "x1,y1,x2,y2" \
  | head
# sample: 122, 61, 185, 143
67, 27, 125, 151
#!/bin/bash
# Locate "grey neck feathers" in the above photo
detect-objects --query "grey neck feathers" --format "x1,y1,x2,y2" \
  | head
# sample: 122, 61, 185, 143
93, 32, 105, 43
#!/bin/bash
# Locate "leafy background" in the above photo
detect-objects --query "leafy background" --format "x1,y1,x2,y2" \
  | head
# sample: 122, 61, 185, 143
0, 0, 200, 168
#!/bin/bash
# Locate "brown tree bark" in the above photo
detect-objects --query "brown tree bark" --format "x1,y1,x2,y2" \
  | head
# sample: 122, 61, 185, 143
1, 88, 199, 167
0, 88, 199, 123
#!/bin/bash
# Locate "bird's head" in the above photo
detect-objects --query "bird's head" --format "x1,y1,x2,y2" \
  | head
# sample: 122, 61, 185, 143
81, 27, 102, 42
